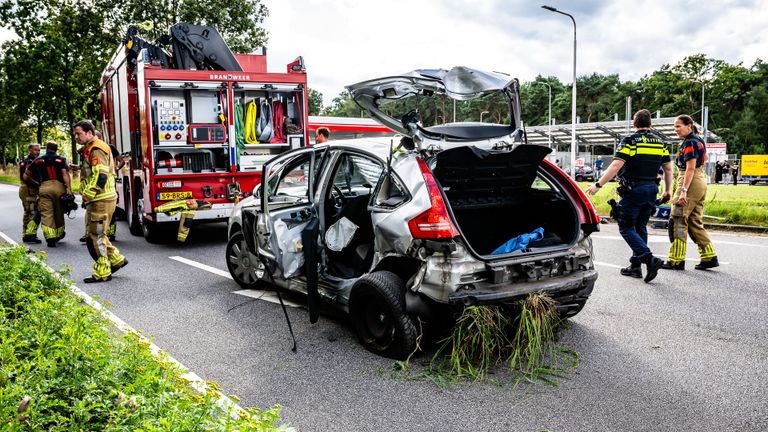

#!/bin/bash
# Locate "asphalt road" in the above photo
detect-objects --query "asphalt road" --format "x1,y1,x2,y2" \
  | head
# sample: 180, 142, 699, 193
1, 182, 767, 432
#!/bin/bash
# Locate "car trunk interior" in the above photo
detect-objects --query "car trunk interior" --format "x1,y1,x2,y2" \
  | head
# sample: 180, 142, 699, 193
432, 145, 579, 256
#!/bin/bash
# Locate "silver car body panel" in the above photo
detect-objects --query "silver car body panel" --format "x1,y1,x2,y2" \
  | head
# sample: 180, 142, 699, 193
228, 136, 594, 308
370, 151, 428, 257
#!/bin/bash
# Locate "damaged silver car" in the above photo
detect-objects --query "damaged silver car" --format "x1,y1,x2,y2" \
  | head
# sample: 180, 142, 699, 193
226, 67, 601, 359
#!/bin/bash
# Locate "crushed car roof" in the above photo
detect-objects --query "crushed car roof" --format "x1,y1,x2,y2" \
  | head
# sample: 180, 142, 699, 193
347, 67, 514, 101
346, 67, 521, 144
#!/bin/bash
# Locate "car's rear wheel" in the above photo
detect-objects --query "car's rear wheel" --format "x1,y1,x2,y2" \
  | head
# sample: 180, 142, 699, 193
226, 232, 266, 289
349, 271, 417, 360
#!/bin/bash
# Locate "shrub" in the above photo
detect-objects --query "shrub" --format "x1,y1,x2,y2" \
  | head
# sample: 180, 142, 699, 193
0, 246, 291, 431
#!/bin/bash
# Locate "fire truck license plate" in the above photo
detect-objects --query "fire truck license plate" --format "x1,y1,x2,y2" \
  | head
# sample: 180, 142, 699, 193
158, 191, 193, 201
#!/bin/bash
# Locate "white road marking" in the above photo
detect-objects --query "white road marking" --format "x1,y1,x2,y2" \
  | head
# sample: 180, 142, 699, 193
592, 234, 768, 249
169, 255, 232, 278
169, 255, 300, 308
0, 230, 17, 245
594, 261, 624, 269
0, 230, 247, 418
595, 257, 729, 268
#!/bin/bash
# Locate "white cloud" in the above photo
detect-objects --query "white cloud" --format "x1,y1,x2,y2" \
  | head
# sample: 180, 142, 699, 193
263, 0, 768, 106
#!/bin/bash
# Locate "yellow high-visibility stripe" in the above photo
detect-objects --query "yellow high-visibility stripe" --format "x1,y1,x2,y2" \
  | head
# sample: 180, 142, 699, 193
698, 243, 717, 259
634, 147, 668, 156
668, 238, 686, 263
109, 252, 125, 267
24, 220, 39, 236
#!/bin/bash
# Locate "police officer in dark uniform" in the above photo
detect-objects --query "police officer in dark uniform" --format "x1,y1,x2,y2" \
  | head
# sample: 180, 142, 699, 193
23, 141, 72, 247
588, 109, 673, 283
19, 143, 42, 243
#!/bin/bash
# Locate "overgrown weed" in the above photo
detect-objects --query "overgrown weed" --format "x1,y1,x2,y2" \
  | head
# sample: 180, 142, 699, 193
392, 292, 579, 388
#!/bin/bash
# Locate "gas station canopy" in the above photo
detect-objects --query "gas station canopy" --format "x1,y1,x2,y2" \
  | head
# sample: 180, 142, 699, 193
525, 117, 721, 151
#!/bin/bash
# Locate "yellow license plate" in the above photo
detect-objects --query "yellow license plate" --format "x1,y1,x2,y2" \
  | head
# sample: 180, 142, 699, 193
158, 191, 193, 201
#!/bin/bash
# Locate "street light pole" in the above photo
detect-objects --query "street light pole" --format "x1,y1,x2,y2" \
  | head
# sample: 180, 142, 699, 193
542, 5, 577, 178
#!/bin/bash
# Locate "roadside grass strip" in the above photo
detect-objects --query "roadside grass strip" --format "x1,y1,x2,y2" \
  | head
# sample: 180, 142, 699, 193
0, 245, 294, 431
393, 293, 579, 388
582, 182, 768, 227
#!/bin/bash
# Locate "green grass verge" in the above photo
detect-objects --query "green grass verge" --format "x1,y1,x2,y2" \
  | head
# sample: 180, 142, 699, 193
0, 175, 19, 185
0, 246, 292, 431
582, 182, 768, 227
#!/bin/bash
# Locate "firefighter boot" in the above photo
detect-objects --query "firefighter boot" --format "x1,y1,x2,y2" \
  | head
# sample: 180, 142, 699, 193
84, 256, 112, 283
661, 261, 685, 270
643, 256, 664, 283
109, 252, 128, 274
695, 257, 720, 270
620, 264, 642, 278
23, 219, 41, 243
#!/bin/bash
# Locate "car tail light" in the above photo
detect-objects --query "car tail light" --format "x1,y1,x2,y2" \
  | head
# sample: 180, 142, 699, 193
156, 180, 182, 189
541, 159, 601, 233
408, 158, 460, 239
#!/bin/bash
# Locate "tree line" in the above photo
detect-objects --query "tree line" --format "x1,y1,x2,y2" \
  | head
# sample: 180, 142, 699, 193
0, 0, 268, 163
2, 1, 766, 164
315, 54, 768, 156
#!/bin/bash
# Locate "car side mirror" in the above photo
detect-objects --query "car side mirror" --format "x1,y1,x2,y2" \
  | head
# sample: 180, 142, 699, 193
252, 184, 261, 199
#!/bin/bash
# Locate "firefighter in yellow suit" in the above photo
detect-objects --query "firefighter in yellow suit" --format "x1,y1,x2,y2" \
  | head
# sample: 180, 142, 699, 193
19, 143, 42, 243
154, 198, 212, 242
73, 120, 128, 283
23, 141, 72, 247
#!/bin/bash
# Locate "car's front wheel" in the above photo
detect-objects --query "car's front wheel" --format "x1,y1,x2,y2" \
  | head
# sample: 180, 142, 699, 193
226, 232, 266, 289
349, 271, 418, 360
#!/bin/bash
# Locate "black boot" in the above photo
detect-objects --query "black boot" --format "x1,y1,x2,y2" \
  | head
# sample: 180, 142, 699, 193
643, 257, 664, 283
695, 257, 719, 270
79, 235, 88, 243
110, 259, 128, 274
83, 275, 112, 284
620, 264, 642, 278
22, 235, 42, 244
661, 261, 685, 270
46, 240, 56, 248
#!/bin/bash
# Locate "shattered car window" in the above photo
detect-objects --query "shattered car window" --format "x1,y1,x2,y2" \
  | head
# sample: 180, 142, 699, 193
332, 154, 383, 193
372, 169, 408, 209
270, 155, 311, 204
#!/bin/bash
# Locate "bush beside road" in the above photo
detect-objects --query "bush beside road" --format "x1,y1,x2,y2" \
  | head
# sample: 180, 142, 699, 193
0, 246, 289, 431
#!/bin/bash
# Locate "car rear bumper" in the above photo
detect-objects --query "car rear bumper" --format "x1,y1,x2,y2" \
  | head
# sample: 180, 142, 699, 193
447, 269, 598, 306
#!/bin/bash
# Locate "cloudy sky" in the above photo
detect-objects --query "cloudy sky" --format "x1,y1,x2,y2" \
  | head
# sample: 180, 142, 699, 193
1, 0, 766, 107
262, 0, 768, 106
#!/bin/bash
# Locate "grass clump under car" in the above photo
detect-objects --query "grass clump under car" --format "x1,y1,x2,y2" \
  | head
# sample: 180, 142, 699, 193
0, 246, 291, 431
394, 292, 579, 387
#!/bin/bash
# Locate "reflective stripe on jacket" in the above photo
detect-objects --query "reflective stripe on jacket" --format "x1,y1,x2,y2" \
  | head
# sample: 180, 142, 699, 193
81, 139, 117, 203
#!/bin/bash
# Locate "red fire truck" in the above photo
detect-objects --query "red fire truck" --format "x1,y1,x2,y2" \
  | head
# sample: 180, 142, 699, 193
307, 115, 393, 142
100, 23, 309, 242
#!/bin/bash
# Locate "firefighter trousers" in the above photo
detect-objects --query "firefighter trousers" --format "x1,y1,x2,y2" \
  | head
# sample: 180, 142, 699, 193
19, 184, 40, 238
667, 167, 717, 264
38, 180, 66, 242
84, 206, 116, 238
86, 199, 125, 280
